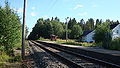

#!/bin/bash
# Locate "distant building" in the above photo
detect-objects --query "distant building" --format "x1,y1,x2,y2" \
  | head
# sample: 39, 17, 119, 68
81, 30, 95, 42
81, 24, 120, 42
50, 34, 57, 41
111, 24, 120, 39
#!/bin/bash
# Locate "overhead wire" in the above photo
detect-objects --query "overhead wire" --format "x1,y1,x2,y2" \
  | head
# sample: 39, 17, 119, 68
45, 0, 58, 18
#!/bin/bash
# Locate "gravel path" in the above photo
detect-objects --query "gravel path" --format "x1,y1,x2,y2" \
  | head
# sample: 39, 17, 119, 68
29, 41, 69, 68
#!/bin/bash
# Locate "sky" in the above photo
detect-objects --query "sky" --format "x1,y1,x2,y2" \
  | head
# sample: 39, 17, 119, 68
0, 0, 120, 34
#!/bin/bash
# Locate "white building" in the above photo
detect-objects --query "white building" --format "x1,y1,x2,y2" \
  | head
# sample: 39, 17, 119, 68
111, 24, 120, 39
81, 30, 95, 42
82, 24, 120, 42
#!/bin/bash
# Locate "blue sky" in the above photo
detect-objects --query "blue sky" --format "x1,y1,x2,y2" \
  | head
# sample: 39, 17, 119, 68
0, 0, 120, 34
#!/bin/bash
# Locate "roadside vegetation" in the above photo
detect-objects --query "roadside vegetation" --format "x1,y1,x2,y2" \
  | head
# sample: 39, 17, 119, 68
38, 38, 96, 47
110, 38, 120, 50
55, 39, 96, 47
93, 22, 120, 50
0, 1, 26, 67
93, 22, 112, 48
38, 37, 120, 50
28, 17, 120, 50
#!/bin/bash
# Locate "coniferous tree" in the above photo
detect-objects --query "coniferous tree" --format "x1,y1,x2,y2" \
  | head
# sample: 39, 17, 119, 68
0, 2, 22, 55
79, 19, 85, 31
68, 18, 77, 30
95, 19, 100, 28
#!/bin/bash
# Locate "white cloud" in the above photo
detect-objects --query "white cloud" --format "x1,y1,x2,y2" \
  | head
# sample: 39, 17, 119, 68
78, 12, 88, 16
30, 12, 36, 16
14, 8, 23, 13
31, 7, 35, 10
74, 4, 83, 9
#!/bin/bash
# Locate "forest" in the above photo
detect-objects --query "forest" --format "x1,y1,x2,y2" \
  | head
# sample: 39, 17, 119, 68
28, 17, 119, 40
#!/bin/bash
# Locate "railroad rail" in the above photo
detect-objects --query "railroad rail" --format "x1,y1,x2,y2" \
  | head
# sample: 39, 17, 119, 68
30, 41, 83, 68
29, 40, 120, 68
28, 41, 69, 68
34, 40, 120, 68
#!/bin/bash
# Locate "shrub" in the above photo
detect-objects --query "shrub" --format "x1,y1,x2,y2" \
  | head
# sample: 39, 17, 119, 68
93, 23, 112, 48
110, 37, 120, 50
0, 46, 5, 52
13, 55, 21, 62
81, 43, 96, 47
0, 53, 11, 62
0, 2, 22, 55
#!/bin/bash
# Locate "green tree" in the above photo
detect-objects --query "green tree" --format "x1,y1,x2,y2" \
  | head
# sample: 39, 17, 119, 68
51, 20, 64, 38
68, 18, 77, 29
28, 17, 64, 39
93, 22, 112, 48
95, 19, 99, 28
28, 18, 44, 40
106, 19, 111, 23
78, 19, 85, 31
86, 18, 95, 30
43, 19, 54, 38
99, 19, 102, 24
0, 2, 21, 55
70, 25, 83, 39
116, 20, 119, 24
54, 17, 60, 22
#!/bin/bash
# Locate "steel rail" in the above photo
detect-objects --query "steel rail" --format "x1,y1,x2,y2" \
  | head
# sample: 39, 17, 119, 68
36, 40, 120, 68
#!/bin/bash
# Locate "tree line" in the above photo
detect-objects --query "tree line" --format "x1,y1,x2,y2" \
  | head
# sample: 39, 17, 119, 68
28, 17, 119, 40
0, 2, 22, 55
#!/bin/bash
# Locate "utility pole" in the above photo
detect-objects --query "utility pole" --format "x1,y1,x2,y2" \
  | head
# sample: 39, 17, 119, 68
22, 0, 27, 60
65, 17, 69, 42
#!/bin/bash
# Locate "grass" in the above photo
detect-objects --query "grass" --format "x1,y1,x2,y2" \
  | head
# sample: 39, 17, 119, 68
0, 41, 25, 67
0, 62, 22, 68
56, 39, 82, 46
109, 38, 120, 50
0, 52, 12, 62
38, 37, 50, 41
0, 40, 30, 67
39, 38, 120, 50
46, 39, 96, 47
81, 42, 96, 47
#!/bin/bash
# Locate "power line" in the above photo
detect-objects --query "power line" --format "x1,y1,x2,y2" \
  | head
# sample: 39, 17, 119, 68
46, 0, 58, 16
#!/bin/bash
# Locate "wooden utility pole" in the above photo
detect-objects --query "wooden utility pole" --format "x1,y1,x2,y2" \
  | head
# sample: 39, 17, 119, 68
65, 17, 69, 42
22, 0, 27, 60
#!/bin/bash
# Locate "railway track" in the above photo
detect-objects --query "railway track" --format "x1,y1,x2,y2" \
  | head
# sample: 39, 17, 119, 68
36, 40, 120, 68
28, 41, 69, 68
29, 40, 120, 68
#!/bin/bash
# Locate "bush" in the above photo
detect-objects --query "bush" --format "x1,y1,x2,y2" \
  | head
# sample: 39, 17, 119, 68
95, 42, 103, 47
13, 55, 21, 62
0, 46, 5, 52
93, 23, 112, 48
0, 2, 22, 55
0, 53, 11, 62
110, 37, 120, 50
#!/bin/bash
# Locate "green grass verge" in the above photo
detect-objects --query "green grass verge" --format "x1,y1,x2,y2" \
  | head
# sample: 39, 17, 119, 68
109, 38, 120, 50
38, 37, 50, 41
48, 39, 96, 47
39, 38, 120, 50
0, 41, 23, 67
